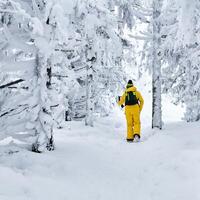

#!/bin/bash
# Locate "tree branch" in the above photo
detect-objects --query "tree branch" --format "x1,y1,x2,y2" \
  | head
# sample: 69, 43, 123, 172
0, 104, 28, 118
0, 79, 24, 89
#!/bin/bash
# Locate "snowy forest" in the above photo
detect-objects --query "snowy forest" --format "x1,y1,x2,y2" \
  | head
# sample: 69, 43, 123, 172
0, 0, 200, 199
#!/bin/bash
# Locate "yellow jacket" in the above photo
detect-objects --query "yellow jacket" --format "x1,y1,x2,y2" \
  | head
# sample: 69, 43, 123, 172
118, 86, 144, 112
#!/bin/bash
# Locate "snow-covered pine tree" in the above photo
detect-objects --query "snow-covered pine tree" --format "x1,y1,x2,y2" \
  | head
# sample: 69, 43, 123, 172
32, 0, 70, 152
117, 0, 152, 81
174, 0, 200, 122
0, 0, 68, 152
0, 0, 38, 144
68, 0, 125, 125
161, 0, 200, 122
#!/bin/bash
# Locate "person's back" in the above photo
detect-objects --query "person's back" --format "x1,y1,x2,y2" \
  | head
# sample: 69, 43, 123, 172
118, 80, 144, 142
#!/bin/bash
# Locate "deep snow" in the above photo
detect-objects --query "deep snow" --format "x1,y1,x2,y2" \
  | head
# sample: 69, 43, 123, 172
0, 107, 200, 200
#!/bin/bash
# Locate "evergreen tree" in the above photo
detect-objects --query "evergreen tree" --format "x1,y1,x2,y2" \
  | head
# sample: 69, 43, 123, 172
161, 0, 200, 122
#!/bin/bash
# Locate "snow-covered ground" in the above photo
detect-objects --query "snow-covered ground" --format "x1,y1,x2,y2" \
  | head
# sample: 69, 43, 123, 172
0, 105, 200, 200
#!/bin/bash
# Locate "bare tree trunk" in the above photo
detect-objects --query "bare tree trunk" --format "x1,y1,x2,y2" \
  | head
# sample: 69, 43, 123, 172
152, 0, 162, 129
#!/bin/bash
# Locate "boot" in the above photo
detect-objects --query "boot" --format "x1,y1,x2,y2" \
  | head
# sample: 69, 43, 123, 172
133, 134, 140, 142
126, 138, 133, 143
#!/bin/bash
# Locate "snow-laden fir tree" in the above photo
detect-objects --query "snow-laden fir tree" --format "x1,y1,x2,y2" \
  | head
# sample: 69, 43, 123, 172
68, 0, 126, 126
0, 0, 38, 143
31, 0, 72, 152
0, 0, 69, 152
161, 0, 200, 122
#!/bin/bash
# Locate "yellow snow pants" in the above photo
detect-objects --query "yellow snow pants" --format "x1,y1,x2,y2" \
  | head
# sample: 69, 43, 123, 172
125, 105, 141, 140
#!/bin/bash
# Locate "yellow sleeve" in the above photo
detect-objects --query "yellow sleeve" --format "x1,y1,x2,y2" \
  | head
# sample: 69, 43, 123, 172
118, 93, 125, 106
136, 91, 144, 111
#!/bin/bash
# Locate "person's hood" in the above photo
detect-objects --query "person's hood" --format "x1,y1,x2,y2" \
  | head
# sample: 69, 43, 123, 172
126, 86, 137, 92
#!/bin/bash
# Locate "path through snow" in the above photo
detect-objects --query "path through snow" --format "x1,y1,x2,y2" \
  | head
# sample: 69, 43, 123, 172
0, 112, 200, 200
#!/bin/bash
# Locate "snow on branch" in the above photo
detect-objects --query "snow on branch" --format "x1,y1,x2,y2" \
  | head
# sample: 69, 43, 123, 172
0, 104, 28, 118
0, 0, 30, 19
132, 8, 150, 23
128, 34, 152, 41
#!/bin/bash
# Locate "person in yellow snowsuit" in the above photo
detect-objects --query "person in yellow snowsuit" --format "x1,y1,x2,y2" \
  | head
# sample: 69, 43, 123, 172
118, 80, 144, 142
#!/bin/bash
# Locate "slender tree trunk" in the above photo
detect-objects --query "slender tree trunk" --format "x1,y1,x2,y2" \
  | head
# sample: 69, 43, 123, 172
32, 52, 54, 153
85, 64, 94, 127
152, 0, 162, 129
85, 36, 95, 127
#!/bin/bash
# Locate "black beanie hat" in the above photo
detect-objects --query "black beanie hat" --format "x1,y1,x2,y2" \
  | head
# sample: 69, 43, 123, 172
128, 80, 133, 85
